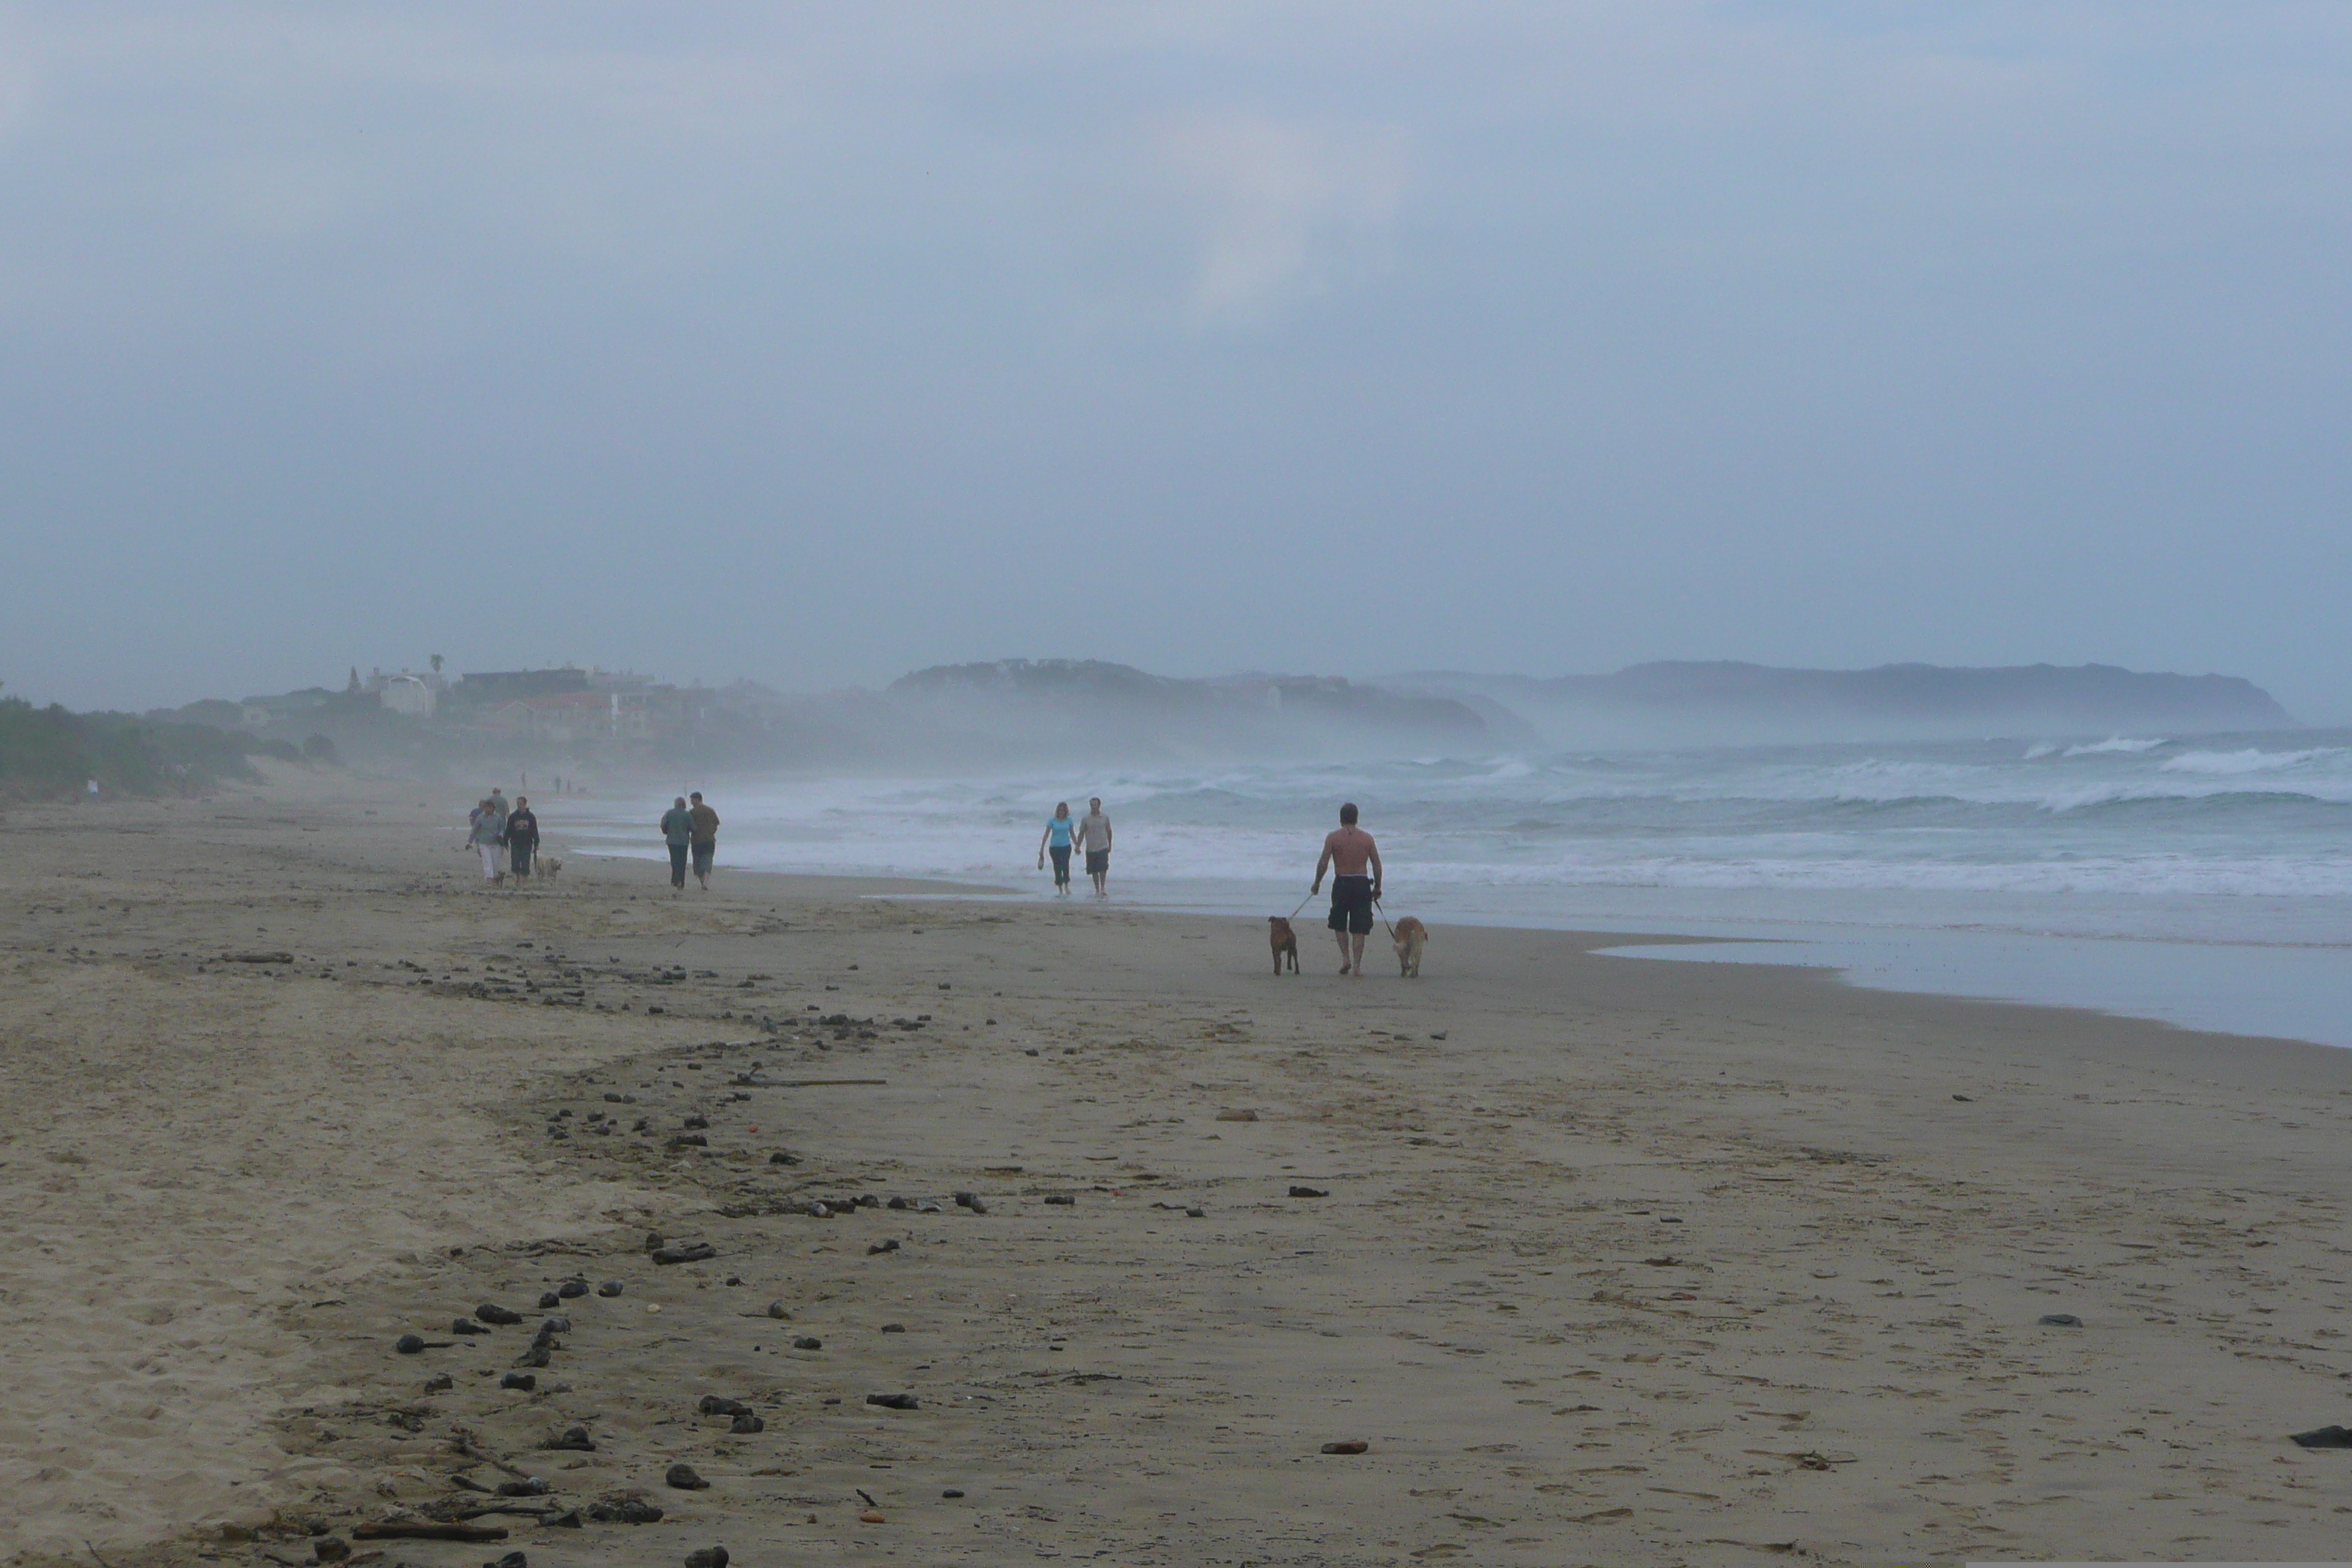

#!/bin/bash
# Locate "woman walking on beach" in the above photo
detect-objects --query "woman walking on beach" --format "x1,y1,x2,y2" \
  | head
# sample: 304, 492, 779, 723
660, 796, 693, 893
469, 797, 508, 886
1039, 802, 1075, 895
505, 795, 539, 883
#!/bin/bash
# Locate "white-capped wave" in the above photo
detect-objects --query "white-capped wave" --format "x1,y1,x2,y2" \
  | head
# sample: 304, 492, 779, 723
2161, 747, 2340, 777
2063, 736, 2168, 756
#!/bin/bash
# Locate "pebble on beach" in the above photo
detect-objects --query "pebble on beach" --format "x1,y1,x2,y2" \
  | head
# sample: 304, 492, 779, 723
666, 1462, 709, 1490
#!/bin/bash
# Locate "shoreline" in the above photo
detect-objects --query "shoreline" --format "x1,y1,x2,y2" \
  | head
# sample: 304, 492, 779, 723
573, 840, 2352, 1058
10, 774, 2352, 1564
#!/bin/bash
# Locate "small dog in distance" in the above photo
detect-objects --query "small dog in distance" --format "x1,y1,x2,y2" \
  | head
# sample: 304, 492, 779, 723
1392, 916, 1427, 977
538, 855, 562, 881
1267, 916, 1300, 975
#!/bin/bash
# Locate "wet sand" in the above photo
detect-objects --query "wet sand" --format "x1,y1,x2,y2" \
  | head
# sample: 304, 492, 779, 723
10, 772, 2352, 1566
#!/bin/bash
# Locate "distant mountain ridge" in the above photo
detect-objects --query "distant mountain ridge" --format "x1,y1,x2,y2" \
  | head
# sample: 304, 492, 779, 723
888, 659, 1489, 761
1378, 661, 2295, 745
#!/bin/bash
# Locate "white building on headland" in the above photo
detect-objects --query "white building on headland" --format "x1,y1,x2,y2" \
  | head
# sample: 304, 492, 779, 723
377, 674, 437, 717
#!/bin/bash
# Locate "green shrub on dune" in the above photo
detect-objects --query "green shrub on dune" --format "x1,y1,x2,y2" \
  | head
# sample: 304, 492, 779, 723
0, 696, 291, 801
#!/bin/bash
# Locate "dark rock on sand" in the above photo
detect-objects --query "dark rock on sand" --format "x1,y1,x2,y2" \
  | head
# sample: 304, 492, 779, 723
1320, 1439, 1370, 1455
423, 1373, 454, 1393
867, 1239, 900, 1256
792, 1335, 823, 1350
1289, 1186, 1330, 1198
597, 1281, 625, 1297
886, 1195, 911, 1210
698, 1395, 752, 1417
684, 1550, 730, 1568
586, 1497, 665, 1523
2039, 1313, 2084, 1327
394, 1334, 426, 1354
453, 1319, 491, 1335
556, 1279, 587, 1299
729, 1412, 764, 1433
477, 1303, 524, 1326
312, 1537, 350, 1563
537, 1292, 561, 1310
501, 1372, 537, 1392
2292, 1425, 2352, 1448
653, 1242, 717, 1265
881, 1322, 906, 1333
683, 1114, 709, 1129
668, 1134, 708, 1149
665, 1462, 709, 1490
1044, 1194, 1074, 1205
484, 1553, 527, 1568
942, 1488, 965, 1499
644, 1232, 666, 1251
866, 1392, 919, 1410
546, 1425, 597, 1452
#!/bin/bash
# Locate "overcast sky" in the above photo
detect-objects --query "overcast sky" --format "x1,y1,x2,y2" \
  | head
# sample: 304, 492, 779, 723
4, 4, 2349, 718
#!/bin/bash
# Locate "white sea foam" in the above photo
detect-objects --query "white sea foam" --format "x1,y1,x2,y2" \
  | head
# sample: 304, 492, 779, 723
2063, 736, 2168, 756
2160, 747, 2340, 776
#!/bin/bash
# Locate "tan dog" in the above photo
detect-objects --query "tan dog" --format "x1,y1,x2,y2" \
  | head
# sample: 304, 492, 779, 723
1392, 916, 1427, 977
1267, 916, 1300, 975
538, 854, 562, 881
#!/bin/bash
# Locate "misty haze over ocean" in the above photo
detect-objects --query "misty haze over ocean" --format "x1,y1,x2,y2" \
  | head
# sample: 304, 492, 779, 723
7, 7, 2352, 1045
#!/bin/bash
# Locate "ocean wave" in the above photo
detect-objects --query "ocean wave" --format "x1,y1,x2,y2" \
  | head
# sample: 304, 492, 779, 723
2063, 736, 2169, 756
2161, 747, 2344, 777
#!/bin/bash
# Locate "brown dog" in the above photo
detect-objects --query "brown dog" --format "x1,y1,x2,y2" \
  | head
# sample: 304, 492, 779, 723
1392, 916, 1427, 977
1267, 916, 1300, 975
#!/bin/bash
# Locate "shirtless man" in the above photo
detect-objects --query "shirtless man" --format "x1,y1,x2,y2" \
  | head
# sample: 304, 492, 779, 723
1311, 802, 1384, 978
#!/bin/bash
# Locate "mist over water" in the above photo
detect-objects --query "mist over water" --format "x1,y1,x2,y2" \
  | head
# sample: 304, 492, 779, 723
568, 729, 2352, 1047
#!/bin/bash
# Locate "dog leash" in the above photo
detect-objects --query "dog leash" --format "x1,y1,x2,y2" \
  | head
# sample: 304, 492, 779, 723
1372, 894, 1398, 943
1285, 889, 1318, 921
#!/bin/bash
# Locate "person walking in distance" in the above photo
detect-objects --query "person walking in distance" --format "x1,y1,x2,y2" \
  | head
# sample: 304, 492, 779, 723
1039, 801, 1076, 897
660, 796, 694, 893
688, 791, 721, 890
1076, 796, 1113, 898
505, 795, 540, 884
1311, 802, 1383, 977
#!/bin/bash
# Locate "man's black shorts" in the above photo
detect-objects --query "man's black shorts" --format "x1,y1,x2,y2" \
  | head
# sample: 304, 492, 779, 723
1085, 848, 1109, 875
1327, 874, 1375, 935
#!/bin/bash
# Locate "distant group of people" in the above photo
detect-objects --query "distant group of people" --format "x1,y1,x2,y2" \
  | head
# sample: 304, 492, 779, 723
660, 791, 721, 892
1037, 796, 1114, 898
466, 788, 540, 886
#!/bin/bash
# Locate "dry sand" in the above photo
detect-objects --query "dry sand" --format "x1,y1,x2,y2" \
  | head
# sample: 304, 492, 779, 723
10, 772, 2352, 1566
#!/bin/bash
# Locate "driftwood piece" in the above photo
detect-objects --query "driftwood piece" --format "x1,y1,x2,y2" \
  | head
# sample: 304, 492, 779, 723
351, 1522, 508, 1543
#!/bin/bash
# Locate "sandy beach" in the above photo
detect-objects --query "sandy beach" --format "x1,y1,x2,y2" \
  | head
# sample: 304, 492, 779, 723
11, 772, 2352, 1567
